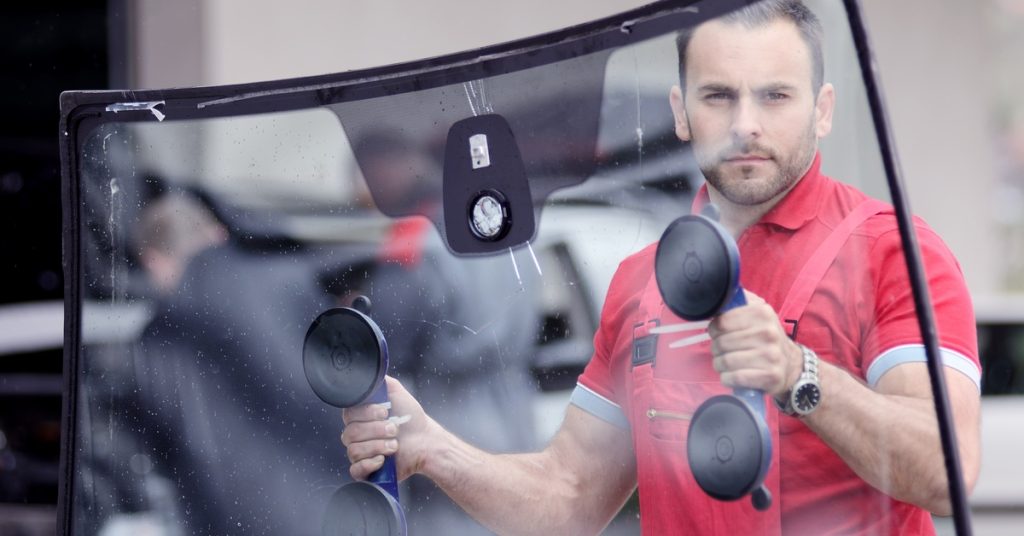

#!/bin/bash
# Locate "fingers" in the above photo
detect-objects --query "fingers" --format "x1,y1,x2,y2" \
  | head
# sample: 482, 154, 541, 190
708, 299, 796, 395
349, 455, 386, 481
719, 369, 779, 391
340, 377, 427, 482
708, 300, 776, 338
342, 403, 390, 426
712, 348, 770, 373
713, 346, 783, 384
742, 289, 766, 305
346, 438, 400, 481
710, 325, 779, 354
340, 398, 401, 481
346, 438, 399, 460
341, 418, 398, 447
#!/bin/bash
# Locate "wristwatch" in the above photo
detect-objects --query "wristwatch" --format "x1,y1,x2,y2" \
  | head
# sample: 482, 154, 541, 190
774, 343, 821, 417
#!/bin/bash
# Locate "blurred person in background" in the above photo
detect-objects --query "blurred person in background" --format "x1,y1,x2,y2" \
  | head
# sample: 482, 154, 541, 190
138, 191, 229, 295
115, 190, 341, 535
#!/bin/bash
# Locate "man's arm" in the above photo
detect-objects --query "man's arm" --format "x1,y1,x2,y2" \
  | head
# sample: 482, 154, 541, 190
709, 292, 980, 516
343, 376, 637, 535
807, 361, 980, 516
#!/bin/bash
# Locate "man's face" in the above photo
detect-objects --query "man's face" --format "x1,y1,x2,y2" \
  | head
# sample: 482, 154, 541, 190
670, 19, 834, 207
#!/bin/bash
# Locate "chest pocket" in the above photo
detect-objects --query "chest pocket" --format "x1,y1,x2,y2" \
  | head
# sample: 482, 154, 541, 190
635, 342, 725, 442
631, 312, 722, 440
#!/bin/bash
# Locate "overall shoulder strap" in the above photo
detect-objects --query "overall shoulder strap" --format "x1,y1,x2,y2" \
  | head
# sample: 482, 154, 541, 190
778, 199, 889, 328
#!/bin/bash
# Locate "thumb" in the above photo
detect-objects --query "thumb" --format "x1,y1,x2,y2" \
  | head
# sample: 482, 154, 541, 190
742, 289, 766, 305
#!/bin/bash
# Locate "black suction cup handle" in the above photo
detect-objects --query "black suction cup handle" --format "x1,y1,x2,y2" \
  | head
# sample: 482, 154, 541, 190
352, 295, 372, 315
752, 485, 772, 511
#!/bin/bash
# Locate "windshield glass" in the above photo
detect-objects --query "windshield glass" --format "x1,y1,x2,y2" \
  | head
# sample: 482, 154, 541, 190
64, 1, 979, 534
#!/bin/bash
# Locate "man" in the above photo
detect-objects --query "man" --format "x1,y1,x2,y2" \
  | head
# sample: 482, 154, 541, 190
130, 191, 343, 535
341, 1, 981, 534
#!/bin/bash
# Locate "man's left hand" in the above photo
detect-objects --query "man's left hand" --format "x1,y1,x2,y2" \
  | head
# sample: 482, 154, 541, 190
708, 290, 802, 397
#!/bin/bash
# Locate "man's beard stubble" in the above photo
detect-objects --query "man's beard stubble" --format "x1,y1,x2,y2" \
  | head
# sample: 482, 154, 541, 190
694, 121, 818, 207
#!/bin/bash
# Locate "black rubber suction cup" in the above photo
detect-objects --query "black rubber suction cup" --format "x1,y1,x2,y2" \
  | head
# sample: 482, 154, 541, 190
303, 308, 387, 408
687, 395, 770, 501
655, 215, 739, 321
321, 482, 406, 536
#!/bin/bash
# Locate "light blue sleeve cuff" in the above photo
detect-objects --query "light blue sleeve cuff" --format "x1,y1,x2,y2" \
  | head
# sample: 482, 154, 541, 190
570, 383, 631, 430
865, 344, 981, 390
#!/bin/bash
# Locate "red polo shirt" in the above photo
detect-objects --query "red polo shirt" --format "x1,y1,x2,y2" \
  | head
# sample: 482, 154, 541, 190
574, 154, 979, 534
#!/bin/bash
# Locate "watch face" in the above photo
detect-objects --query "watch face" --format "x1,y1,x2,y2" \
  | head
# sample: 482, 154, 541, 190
793, 383, 821, 414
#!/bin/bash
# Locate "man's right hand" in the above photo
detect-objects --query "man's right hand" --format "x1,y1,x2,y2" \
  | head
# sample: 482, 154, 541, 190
342, 375, 637, 534
340, 376, 434, 481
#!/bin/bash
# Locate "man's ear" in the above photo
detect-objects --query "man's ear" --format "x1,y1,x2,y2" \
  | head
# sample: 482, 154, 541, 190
669, 85, 691, 142
815, 82, 835, 139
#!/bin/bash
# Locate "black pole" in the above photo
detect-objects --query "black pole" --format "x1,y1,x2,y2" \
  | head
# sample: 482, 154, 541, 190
841, 0, 972, 533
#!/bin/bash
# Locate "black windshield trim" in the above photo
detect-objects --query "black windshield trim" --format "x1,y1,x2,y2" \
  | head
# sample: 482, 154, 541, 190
58, 0, 757, 127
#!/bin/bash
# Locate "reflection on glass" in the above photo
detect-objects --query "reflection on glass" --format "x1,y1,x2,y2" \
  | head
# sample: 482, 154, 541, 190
66, 1, 981, 535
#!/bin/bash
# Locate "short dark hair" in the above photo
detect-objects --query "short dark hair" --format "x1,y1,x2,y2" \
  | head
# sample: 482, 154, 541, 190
676, 0, 824, 94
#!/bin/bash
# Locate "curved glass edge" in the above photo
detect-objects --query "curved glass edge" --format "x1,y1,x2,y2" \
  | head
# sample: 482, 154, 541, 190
57, 0, 978, 534
58, 1, 752, 126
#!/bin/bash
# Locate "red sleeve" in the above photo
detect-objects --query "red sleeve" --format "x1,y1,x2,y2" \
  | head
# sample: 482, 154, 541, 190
861, 221, 979, 375
577, 246, 655, 404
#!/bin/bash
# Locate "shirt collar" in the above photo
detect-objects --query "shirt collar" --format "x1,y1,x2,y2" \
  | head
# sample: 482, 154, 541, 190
690, 151, 825, 231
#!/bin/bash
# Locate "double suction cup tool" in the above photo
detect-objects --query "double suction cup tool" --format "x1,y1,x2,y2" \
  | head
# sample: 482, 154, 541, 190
654, 205, 773, 512
303, 296, 407, 536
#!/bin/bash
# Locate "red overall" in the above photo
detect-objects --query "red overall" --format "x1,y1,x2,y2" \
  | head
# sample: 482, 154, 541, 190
627, 200, 886, 534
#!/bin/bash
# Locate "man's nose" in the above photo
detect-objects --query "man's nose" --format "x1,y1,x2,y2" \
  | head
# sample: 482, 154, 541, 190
731, 96, 763, 143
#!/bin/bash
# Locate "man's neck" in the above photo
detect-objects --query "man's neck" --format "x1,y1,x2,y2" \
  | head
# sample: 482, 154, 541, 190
707, 191, 775, 238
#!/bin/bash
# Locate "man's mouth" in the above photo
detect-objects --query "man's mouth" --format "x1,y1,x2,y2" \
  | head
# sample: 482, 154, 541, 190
724, 154, 772, 164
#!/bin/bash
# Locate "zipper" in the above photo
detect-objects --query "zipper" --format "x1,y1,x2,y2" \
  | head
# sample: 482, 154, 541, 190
646, 408, 692, 421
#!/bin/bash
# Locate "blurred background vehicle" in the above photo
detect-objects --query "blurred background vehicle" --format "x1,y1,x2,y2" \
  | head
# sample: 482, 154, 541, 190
963, 296, 1024, 534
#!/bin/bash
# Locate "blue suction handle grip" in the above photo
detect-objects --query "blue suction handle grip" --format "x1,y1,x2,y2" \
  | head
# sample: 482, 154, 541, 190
723, 284, 747, 312
364, 382, 401, 501
720, 288, 767, 418
722, 286, 772, 510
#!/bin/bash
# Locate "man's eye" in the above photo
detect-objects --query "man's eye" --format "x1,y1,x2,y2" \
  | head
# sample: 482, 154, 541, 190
705, 93, 733, 101
765, 92, 789, 102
